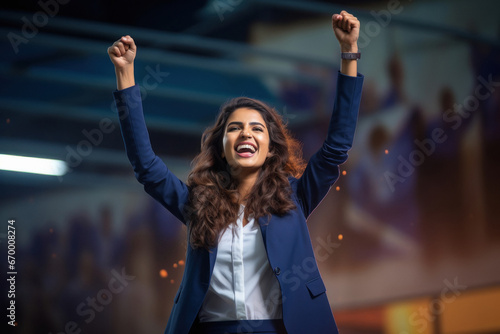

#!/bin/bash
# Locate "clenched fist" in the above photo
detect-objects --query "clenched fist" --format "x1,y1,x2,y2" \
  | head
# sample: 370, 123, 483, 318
108, 35, 137, 69
332, 11, 360, 52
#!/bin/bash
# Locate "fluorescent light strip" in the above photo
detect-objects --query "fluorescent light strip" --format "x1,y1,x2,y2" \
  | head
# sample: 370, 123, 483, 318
0, 154, 68, 176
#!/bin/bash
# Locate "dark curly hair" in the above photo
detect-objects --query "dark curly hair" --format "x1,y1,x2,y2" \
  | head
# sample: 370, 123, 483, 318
185, 97, 306, 250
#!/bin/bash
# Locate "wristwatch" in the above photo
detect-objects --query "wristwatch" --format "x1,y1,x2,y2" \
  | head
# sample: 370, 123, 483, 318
341, 52, 361, 60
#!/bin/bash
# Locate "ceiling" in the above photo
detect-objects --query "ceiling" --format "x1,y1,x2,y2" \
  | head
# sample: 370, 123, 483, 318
0, 0, 349, 201
1, 0, 496, 201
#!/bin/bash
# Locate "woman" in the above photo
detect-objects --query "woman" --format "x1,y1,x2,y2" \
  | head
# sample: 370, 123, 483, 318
108, 10, 363, 334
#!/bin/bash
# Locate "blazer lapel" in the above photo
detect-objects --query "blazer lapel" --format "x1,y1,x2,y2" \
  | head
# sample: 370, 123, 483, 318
208, 245, 218, 278
258, 217, 269, 253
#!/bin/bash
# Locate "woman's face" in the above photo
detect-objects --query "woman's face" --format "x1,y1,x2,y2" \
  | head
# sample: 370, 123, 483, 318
222, 108, 271, 177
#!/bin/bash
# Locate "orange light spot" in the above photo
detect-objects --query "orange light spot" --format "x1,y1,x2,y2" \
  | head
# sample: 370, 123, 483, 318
159, 269, 168, 278
173, 263, 178, 268
51, 253, 57, 258
170, 279, 175, 284
385, 149, 389, 154
338, 234, 343, 241
178, 260, 185, 266
49, 228, 54, 233
342, 170, 347, 176
335, 186, 340, 191
6, 118, 10, 124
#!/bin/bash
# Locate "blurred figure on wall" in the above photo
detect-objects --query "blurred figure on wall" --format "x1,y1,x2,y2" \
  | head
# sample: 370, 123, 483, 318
345, 52, 422, 261
59, 250, 110, 334
96, 204, 123, 272
113, 219, 165, 334
380, 54, 408, 110
470, 28, 500, 242
416, 86, 476, 262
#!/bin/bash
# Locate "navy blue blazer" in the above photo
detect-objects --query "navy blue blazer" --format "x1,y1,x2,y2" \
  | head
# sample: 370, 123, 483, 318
113, 71, 364, 334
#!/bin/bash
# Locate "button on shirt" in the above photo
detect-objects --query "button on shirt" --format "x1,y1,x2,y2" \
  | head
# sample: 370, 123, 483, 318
198, 205, 283, 322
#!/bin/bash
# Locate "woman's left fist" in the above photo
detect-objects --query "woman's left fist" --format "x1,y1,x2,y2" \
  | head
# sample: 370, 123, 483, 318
332, 11, 360, 52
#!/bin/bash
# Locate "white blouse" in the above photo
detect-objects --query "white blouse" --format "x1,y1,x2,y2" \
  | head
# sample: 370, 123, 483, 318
198, 205, 283, 322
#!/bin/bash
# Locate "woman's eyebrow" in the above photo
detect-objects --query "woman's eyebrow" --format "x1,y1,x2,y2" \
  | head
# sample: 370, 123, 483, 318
227, 121, 266, 128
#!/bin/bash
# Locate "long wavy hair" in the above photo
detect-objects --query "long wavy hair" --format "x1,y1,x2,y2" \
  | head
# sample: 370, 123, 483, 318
186, 97, 306, 250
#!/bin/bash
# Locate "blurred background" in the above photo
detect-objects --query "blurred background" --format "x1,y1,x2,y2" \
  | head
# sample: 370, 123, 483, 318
1, 0, 499, 333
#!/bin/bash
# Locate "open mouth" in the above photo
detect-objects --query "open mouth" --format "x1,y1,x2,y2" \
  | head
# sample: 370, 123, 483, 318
235, 143, 257, 158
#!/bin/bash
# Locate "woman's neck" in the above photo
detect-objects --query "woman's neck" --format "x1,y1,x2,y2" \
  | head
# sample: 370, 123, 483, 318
236, 170, 259, 203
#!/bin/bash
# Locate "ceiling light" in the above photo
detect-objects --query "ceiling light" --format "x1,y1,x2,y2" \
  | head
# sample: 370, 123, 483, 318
0, 154, 68, 176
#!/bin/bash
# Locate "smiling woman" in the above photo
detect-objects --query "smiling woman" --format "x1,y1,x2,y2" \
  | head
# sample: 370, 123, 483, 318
109, 10, 363, 334
187, 97, 306, 246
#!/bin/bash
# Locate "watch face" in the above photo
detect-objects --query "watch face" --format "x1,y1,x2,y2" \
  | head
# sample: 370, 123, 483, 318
342, 53, 360, 60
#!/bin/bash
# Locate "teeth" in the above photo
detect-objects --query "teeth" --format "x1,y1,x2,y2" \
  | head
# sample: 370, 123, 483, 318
236, 144, 256, 153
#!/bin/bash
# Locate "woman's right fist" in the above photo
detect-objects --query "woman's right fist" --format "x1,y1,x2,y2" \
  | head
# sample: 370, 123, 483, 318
108, 35, 136, 69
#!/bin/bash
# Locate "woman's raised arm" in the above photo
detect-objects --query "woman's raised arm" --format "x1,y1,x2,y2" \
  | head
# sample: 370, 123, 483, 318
294, 11, 363, 217
108, 36, 190, 224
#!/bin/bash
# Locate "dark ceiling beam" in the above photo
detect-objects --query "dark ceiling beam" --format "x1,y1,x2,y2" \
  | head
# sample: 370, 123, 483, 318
0, 28, 324, 86
252, 0, 500, 48
0, 96, 208, 135
0, 64, 315, 132
0, 63, 231, 106
0, 10, 339, 69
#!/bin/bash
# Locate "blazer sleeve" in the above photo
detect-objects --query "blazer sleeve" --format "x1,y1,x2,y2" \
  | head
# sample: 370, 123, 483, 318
295, 71, 364, 218
113, 85, 190, 224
